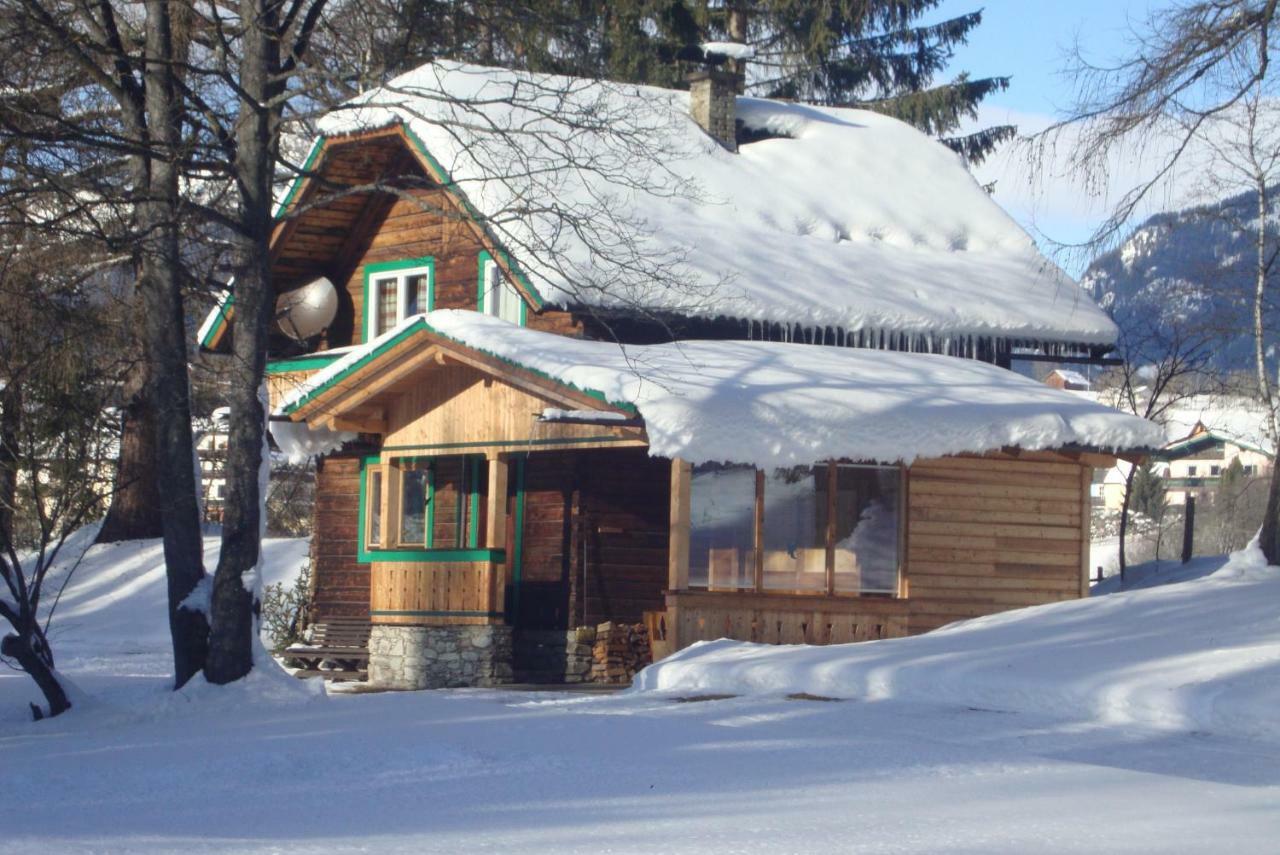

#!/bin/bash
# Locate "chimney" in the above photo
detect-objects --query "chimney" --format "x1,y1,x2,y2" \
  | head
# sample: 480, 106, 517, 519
687, 69, 737, 152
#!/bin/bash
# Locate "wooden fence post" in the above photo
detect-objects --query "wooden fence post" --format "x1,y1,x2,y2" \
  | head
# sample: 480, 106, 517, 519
1181, 495, 1196, 564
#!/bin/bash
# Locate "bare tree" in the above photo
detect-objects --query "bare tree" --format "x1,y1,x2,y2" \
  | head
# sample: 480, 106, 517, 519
1037, 0, 1280, 561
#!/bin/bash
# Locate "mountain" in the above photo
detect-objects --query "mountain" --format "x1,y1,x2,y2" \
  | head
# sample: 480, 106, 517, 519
1080, 186, 1278, 372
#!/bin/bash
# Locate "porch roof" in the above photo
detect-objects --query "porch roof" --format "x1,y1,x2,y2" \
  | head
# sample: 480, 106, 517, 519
279, 310, 1165, 468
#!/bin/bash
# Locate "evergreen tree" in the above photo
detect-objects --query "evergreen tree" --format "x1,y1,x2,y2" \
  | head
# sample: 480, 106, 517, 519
1131, 462, 1169, 519
342, 1, 1012, 164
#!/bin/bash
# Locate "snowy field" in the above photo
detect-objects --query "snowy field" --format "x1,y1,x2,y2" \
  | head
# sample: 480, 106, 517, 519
3, 535, 1280, 853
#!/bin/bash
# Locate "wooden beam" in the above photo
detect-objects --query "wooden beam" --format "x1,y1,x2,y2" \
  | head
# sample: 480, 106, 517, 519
1079, 464, 1092, 598
437, 346, 629, 415
668, 459, 691, 593
825, 462, 836, 596
754, 469, 765, 593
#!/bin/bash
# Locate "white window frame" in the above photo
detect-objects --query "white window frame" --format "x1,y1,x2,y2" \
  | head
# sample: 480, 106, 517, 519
368, 264, 434, 338
480, 256, 525, 326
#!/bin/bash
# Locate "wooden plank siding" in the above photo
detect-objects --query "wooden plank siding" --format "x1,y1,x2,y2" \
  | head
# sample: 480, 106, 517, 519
518, 449, 671, 630
369, 560, 504, 626
310, 455, 371, 620
904, 455, 1091, 635
271, 151, 583, 351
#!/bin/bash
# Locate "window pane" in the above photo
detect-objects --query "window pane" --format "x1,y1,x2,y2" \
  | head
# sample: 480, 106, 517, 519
405, 272, 430, 317
375, 277, 398, 336
498, 280, 523, 325
430, 457, 466, 547
833, 466, 901, 594
762, 466, 826, 593
368, 470, 383, 547
400, 468, 429, 546
483, 261, 501, 317
689, 464, 756, 590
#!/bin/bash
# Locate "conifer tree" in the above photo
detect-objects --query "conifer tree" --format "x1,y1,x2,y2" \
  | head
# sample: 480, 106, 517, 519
1131, 462, 1169, 520
341, 1, 1012, 163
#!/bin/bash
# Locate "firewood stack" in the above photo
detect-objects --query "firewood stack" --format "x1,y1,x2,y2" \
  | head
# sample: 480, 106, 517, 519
590, 621, 652, 684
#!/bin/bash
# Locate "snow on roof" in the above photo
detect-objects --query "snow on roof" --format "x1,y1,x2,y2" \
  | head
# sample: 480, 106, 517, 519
1162, 395, 1274, 453
1049, 368, 1091, 387
314, 61, 1116, 347
282, 310, 1160, 467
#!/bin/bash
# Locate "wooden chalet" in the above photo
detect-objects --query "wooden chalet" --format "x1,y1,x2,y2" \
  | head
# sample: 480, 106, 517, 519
201, 62, 1161, 689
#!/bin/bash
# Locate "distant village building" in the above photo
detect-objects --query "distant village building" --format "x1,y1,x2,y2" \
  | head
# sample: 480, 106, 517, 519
1096, 421, 1274, 510
1045, 368, 1092, 392
195, 408, 229, 522
1160, 422, 1272, 506
199, 62, 1159, 690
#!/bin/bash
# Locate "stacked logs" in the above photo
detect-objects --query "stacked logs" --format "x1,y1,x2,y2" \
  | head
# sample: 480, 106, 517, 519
590, 621, 651, 684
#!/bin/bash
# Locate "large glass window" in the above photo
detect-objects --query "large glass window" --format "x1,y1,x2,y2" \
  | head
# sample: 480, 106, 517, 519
364, 455, 486, 555
689, 463, 757, 590
685, 461, 903, 597
832, 465, 901, 595
762, 466, 827, 593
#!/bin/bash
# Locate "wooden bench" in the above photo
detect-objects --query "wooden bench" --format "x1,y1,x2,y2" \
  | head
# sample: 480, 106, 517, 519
283, 617, 371, 681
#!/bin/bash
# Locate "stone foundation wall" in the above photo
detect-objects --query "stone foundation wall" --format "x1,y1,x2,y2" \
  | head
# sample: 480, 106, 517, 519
368, 625, 513, 690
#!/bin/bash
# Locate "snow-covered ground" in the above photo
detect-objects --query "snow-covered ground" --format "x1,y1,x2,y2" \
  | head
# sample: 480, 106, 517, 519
3, 536, 1279, 853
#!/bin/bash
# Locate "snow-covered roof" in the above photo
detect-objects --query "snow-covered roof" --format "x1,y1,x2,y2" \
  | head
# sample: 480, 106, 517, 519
312, 62, 1116, 348
281, 310, 1160, 467
1049, 369, 1091, 387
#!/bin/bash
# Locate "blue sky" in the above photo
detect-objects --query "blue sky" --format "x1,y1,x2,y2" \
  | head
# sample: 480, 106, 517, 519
929, 1, 1170, 269
935, 1, 1155, 115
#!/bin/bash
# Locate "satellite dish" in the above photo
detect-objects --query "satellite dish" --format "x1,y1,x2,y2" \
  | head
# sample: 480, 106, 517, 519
274, 277, 338, 341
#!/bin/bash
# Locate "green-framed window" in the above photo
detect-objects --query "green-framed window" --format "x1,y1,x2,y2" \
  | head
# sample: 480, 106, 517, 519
477, 250, 527, 326
359, 454, 490, 562
363, 257, 435, 342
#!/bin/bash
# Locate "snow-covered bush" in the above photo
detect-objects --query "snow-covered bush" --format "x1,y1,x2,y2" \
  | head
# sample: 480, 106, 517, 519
260, 563, 311, 651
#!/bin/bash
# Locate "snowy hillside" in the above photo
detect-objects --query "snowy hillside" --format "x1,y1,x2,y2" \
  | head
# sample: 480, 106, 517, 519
636, 545, 1280, 743
1081, 186, 1279, 371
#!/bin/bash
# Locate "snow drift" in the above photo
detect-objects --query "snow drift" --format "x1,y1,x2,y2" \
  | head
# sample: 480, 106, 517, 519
634, 545, 1280, 743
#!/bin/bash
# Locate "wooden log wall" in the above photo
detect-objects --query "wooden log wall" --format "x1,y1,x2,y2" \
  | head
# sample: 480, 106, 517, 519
519, 449, 670, 630
280, 181, 584, 349
369, 559, 503, 626
904, 455, 1091, 634
310, 455, 370, 620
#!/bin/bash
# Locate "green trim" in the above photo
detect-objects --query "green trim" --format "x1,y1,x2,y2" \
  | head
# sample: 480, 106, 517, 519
265, 353, 344, 374
511, 454, 527, 622
467, 456, 481, 549
200, 293, 235, 350
284, 319, 428, 415
273, 138, 325, 220
370, 609, 504, 618
283, 316, 639, 418
425, 462, 436, 548
476, 250, 529, 327
361, 256, 436, 344
357, 454, 378, 561
382, 436, 636, 454
363, 548, 506, 564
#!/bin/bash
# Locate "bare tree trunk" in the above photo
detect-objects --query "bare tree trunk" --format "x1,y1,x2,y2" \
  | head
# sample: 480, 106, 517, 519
0, 382, 19, 542
1118, 465, 1137, 581
96, 350, 163, 543
1250, 172, 1280, 563
205, 0, 278, 683
0, 621, 69, 719
137, 0, 208, 687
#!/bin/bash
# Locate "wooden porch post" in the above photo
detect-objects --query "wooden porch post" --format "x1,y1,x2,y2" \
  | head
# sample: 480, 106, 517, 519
668, 458, 691, 592
486, 454, 510, 616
